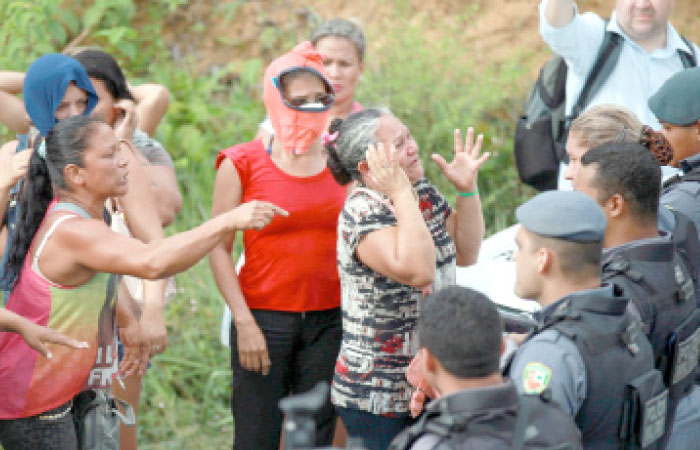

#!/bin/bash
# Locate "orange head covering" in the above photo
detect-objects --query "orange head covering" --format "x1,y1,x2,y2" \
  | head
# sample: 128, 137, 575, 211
263, 41, 334, 154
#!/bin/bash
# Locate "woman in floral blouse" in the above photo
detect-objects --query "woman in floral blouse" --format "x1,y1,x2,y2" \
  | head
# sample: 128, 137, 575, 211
325, 108, 489, 450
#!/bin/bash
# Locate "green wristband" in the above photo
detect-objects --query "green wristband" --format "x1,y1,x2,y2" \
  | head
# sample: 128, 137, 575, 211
457, 188, 479, 198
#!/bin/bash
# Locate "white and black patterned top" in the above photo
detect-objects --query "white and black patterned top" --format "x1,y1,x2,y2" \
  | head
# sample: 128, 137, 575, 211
331, 178, 456, 415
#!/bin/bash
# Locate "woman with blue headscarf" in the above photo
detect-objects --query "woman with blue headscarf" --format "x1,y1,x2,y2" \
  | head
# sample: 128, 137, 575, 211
0, 54, 98, 260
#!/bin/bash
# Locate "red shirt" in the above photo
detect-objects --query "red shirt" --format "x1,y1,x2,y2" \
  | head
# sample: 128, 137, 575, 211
216, 140, 346, 312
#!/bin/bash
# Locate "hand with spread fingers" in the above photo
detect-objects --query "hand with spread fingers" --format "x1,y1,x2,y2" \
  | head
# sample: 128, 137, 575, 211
366, 142, 412, 199
431, 128, 490, 194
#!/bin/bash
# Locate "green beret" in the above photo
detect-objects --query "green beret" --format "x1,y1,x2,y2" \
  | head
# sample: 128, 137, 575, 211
649, 67, 700, 126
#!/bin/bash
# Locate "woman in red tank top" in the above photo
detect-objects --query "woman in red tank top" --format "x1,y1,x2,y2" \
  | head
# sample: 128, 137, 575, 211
210, 42, 347, 450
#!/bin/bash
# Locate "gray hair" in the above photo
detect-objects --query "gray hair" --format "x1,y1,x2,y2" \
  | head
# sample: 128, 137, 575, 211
326, 107, 391, 185
311, 18, 366, 62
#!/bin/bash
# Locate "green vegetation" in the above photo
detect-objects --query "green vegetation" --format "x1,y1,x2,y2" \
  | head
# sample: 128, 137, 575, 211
0, 1, 534, 448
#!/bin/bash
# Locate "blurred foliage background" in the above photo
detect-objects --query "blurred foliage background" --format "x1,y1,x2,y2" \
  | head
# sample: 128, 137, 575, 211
1, 0, 698, 448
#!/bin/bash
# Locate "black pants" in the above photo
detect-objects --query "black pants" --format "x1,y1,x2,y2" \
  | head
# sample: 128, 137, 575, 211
0, 401, 78, 450
230, 308, 342, 450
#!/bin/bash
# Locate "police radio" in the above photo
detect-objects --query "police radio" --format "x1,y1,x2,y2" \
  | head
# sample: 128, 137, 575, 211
279, 382, 369, 450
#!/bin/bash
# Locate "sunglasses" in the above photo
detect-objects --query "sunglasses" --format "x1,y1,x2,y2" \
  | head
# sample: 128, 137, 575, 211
272, 67, 335, 112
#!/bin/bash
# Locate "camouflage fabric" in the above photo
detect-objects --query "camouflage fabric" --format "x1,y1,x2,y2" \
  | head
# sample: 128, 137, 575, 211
331, 178, 456, 415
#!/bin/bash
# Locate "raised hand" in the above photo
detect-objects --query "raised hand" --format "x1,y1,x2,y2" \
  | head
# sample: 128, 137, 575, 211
431, 128, 490, 193
113, 99, 138, 141
0, 148, 32, 190
230, 200, 288, 231
366, 142, 412, 199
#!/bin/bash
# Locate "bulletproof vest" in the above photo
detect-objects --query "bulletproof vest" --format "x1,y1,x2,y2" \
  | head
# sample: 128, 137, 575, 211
540, 290, 666, 450
387, 391, 580, 450
601, 210, 700, 436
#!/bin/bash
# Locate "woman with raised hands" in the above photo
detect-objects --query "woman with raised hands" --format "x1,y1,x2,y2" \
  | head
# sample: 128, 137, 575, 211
325, 108, 488, 450
0, 115, 285, 450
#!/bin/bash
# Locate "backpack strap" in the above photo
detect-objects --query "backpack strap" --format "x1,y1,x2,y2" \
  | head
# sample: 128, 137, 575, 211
570, 23, 623, 119
679, 35, 697, 68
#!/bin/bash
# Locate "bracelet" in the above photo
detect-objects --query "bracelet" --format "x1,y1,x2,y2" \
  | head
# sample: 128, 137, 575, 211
457, 188, 479, 198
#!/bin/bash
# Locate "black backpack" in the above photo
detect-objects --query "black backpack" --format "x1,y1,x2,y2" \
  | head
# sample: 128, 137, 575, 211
514, 27, 697, 192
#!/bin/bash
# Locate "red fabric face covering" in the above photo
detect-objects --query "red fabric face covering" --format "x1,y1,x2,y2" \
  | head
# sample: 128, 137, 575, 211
263, 41, 333, 154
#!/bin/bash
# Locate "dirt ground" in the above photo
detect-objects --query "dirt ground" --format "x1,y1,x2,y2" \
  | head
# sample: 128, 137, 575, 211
136, 0, 700, 77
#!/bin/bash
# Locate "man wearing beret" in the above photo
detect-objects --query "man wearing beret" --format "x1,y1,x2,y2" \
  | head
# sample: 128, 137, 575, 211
504, 191, 661, 450
574, 141, 700, 450
651, 67, 700, 238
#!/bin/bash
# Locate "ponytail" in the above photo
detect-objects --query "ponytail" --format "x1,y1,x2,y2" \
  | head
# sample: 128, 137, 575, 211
640, 125, 674, 166
0, 138, 53, 289
325, 118, 354, 185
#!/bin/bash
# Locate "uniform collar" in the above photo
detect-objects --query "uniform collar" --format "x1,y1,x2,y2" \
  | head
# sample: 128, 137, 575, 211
427, 381, 519, 415
539, 285, 624, 323
602, 232, 670, 265
680, 153, 700, 174
607, 11, 691, 58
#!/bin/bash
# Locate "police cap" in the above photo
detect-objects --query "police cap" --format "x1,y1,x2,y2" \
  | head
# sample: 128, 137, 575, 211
649, 67, 700, 126
516, 191, 606, 242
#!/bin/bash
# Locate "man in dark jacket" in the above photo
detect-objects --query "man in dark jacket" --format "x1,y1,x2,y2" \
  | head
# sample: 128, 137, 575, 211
389, 285, 582, 450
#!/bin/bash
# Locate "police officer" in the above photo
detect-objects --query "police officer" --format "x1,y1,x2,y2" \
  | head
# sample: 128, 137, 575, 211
505, 191, 666, 450
650, 67, 700, 238
389, 286, 582, 450
574, 142, 700, 450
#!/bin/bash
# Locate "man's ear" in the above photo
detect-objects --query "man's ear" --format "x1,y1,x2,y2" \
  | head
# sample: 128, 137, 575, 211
536, 247, 552, 275
606, 193, 625, 219
422, 347, 438, 375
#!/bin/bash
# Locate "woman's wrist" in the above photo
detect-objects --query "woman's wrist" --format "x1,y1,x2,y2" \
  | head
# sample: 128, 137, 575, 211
456, 187, 479, 198
389, 184, 416, 202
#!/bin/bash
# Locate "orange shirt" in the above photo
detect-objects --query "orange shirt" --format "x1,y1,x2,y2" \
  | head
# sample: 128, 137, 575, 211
216, 140, 346, 312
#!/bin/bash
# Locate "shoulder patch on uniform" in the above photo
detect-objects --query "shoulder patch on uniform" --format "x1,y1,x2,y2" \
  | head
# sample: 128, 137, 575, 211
523, 362, 552, 394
